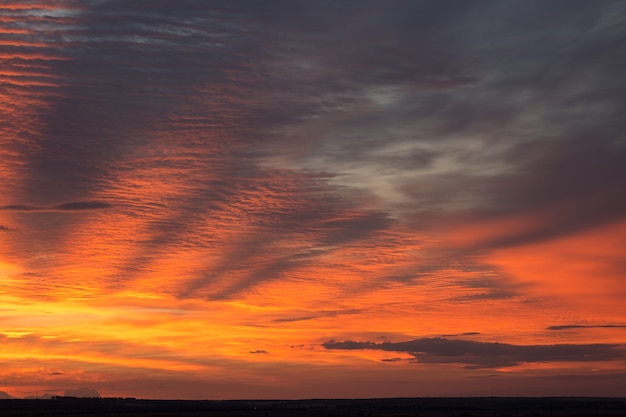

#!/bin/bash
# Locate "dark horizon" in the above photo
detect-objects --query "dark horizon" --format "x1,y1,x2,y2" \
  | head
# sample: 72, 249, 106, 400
2, 396, 626, 417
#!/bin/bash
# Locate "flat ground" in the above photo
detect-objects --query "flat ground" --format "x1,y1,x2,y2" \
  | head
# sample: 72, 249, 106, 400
1, 397, 625, 417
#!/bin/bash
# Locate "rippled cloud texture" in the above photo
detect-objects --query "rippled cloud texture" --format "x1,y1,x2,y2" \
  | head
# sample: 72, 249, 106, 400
1, 0, 626, 399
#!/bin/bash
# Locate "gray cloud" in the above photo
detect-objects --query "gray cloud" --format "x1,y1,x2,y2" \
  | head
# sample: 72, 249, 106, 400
380, 358, 404, 363
547, 325, 626, 331
0, 205, 39, 211
323, 337, 626, 369
273, 316, 317, 323
0, 201, 112, 212
273, 309, 361, 323
53, 201, 113, 211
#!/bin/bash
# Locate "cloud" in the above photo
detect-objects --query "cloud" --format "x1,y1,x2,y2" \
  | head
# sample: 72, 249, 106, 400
413, 77, 481, 91
380, 357, 404, 363
52, 201, 112, 211
4, 1, 624, 299
0, 205, 38, 211
0, 201, 112, 212
273, 316, 317, 323
323, 337, 626, 369
249, 350, 268, 354
1, 0, 626, 400
547, 325, 626, 331
0, 225, 8, 231
273, 309, 361, 323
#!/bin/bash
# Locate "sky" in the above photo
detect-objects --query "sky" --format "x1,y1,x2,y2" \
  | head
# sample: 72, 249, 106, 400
1, 0, 626, 400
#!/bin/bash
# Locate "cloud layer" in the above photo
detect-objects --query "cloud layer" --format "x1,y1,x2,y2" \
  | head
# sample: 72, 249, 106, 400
1, 0, 625, 399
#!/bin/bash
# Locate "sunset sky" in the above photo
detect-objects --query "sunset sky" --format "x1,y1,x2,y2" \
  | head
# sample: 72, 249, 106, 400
1, 0, 626, 400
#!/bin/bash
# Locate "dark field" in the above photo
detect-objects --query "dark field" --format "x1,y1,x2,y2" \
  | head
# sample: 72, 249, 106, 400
1, 397, 625, 417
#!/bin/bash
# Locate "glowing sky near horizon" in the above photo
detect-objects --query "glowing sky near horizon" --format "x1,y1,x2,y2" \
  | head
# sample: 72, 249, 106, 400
1, 0, 626, 400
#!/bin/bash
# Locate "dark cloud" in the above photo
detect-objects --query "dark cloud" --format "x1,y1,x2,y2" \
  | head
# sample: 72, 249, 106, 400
547, 325, 626, 331
52, 201, 112, 211
249, 350, 268, 354
0, 201, 112, 211
323, 337, 626, 369
0, 205, 39, 211
373, 2, 626, 243
318, 211, 394, 247
380, 358, 404, 363
273, 316, 317, 323
273, 309, 361, 323
4, 0, 272, 207
0, 225, 9, 231
460, 137, 626, 250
